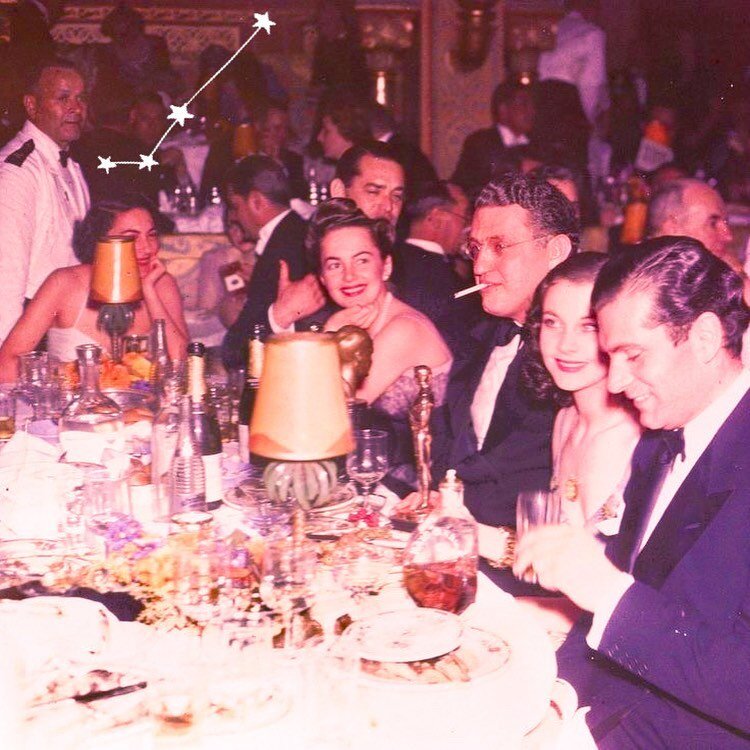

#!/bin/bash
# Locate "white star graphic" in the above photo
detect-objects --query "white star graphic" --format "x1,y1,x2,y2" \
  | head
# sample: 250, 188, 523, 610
97, 156, 116, 174
138, 153, 159, 171
253, 11, 275, 35
167, 103, 194, 128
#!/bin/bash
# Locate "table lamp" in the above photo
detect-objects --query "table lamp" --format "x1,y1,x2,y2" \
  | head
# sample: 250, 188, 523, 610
249, 332, 354, 512
90, 236, 143, 362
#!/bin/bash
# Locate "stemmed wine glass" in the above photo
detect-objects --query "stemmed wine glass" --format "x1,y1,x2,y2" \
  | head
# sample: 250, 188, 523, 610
259, 539, 317, 650
346, 429, 388, 511
331, 543, 394, 618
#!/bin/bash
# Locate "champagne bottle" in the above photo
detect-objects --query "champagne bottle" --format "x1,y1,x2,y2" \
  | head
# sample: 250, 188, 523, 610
169, 394, 206, 515
186, 342, 223, 507
238, 323, 265, 464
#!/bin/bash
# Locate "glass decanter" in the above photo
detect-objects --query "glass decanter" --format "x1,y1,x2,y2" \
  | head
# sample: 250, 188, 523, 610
402, 470, 478, 614
59, 344, 125, 465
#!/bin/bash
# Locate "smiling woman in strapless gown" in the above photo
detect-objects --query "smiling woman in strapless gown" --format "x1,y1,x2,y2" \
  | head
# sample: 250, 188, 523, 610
0, 193, 188, 382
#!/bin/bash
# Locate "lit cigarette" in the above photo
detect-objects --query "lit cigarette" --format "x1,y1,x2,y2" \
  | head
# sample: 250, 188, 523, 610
454, 283, 488, 299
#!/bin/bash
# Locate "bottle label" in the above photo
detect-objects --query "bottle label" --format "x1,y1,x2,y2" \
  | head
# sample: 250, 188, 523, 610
203, 452, 223, 504
238, 424, 250, 464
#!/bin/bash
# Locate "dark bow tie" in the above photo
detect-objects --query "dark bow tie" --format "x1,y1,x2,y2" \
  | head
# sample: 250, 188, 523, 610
59, 150, 70, 168
493, 318, 525, 347
658, 428, 686, 464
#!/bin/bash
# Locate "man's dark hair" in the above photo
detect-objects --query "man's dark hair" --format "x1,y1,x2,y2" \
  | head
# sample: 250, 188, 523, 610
24, 58, 84, 96
223, 154, 291, 206
521, 252, 609, 407
305, 197, 394, 274
131, 90, 166, 111
334, 140, 403, 188
73, 193, 161, 264
403, 180, 455, 224
592, 236, 750, 358
255, 98, 289, 124
490, 81, 529, 121
318, 91, 371, 145
475, 172, 580, 251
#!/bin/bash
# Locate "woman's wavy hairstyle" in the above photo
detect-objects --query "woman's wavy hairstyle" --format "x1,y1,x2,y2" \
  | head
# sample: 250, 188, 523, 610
72, 193, 160, 264
304, 197, 394, 274
521, 252, 609, 408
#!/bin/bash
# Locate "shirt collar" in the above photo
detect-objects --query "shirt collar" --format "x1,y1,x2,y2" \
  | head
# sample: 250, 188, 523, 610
682, 367, 750, 461
497, 124, 529, 148
23, 120, 66, 167
255, 208, 291, 256
405, 237, 446, 256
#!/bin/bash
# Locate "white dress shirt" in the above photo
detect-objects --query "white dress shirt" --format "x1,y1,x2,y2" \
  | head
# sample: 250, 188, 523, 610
404, 237, 446, 257
588, 367, 750, 648
538, 11, 609, 124
253, 208, 291, 258
497, 124, 529, 149
470, 336, 522, 450
0, 120, 90, 343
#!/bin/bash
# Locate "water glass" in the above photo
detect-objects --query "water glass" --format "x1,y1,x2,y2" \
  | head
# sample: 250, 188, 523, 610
82, 468, 132, 552
0, 390, 16, 441
515, 489, 561, 583
172, 538, 228, 625
346, 429, 389, 510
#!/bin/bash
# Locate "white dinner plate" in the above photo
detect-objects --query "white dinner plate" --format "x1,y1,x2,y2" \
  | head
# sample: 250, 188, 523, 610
345, 608, 463, 663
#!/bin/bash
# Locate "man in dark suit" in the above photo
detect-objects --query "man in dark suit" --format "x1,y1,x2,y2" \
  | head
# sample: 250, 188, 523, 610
391, 180, 480, 356
220, 155, 317, 369
516, 237, 750, 747
430, 173, 578, 591
452, 82, 535, 200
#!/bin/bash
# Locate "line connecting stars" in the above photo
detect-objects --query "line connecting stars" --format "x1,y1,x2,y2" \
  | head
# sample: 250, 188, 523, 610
97, 11, 275, 174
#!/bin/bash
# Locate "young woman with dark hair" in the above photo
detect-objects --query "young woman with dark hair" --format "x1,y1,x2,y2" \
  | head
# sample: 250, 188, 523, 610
0, 193, 187, 381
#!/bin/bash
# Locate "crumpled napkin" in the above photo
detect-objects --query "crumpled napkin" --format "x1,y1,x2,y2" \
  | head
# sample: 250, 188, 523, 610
0, 429, 62, 468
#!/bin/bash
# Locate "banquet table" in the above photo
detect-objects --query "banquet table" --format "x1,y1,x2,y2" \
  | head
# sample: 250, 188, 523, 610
0, 421, 595, 749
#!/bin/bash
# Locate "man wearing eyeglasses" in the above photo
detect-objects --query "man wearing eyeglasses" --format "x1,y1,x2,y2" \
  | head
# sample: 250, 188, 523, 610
430, 172, 579, 591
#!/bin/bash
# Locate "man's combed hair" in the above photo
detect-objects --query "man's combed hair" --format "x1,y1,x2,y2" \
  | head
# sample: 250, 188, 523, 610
475, 172, 580, 251
24, 58, 84, 96
521, 252, 609, 407
592, 236, 750, 358
305, 197, 394, 274
403, 181, 455, 225
224, 154, 291, 206
646, 178, 700, 236
334, 140, 402, 188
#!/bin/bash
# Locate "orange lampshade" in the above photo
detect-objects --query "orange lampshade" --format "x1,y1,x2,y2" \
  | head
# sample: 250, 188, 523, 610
90, 236, 143, 304
249, 333, 354, 460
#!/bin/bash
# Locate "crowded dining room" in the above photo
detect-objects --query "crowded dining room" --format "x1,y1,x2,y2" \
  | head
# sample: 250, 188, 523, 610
0, 0, 749, 746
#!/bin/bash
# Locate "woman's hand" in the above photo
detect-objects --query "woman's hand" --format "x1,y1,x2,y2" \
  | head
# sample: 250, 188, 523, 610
325, 303, 379, 332
142, 258, 167, 291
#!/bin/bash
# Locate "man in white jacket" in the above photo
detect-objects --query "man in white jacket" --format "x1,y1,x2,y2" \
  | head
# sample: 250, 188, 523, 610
0, 58, 90, 343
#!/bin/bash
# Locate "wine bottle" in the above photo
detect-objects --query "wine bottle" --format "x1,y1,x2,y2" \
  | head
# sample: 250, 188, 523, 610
238, 323, 265, 464
186, 342, 223, 507
169, 394, 206, 515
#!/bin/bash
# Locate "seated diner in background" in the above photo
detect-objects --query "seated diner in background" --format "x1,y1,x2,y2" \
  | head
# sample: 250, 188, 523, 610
0, 193, 188, 382
308, 198, 452, 410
